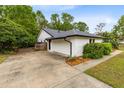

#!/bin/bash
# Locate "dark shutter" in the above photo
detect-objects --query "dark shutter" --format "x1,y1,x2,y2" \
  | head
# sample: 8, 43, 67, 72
93, 39, 95, 43
89, 39, 92, 44
49, 40, 51, 50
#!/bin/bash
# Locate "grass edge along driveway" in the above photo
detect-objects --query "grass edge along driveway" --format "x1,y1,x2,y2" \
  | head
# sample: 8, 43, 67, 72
0, 54, 8, 64
85, 47, 124, 88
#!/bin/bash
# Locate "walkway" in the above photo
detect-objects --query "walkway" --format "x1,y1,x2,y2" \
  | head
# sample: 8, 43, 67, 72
55, 50, 122, 88
74, 50, 122, 72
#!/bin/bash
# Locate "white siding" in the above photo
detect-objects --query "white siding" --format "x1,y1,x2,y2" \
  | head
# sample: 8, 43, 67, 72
47, 36, 102, 57
95, 38, 103, 43
69, 37, 89, 57
49, 39, 70, 56
37, 30, 51, 42
69, 37, 103, 57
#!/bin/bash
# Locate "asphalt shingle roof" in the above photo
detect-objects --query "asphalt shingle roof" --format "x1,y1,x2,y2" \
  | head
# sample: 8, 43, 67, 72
43, 28, 102, 40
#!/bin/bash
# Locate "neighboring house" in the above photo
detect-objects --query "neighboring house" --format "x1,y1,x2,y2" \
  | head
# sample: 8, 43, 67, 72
37, 28, 103, 57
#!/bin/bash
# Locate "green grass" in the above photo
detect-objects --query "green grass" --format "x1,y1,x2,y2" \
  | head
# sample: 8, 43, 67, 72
85, 46, 124, 88
119, 44, 124, 51
0, 54, 8, 64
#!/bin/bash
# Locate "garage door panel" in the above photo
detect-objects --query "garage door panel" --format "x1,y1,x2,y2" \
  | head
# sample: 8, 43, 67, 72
51, 39, 70, 56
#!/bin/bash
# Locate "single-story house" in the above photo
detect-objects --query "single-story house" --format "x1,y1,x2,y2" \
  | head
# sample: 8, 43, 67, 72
37, 28, 103, 57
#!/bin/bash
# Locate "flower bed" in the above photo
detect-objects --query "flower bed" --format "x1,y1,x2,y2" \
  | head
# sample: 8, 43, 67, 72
66, 57, 90, 66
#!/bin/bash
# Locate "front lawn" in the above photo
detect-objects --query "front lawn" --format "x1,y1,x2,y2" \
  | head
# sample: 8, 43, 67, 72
119, 44, 124, 51
0, 54, 8, 64
85, 51, 124, 88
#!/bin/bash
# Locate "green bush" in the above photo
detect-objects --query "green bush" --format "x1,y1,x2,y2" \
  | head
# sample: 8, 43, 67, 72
83, 43, 112, 59
0, 18, 36, 53
0, 31, 16, 52
13, 29, 35, 48
99, 31, 119, 49
102, 43, 112, 55
110, 39, 119, 49
83, 43, 104, 59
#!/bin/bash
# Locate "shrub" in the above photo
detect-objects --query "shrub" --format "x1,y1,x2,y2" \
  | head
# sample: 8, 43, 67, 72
98, 31, 119, 49
102, 43, 112, 55
0, 18, 36, 53
13, 29, 35, 48
110, 39, 119, 49
83, 43, 104, 59
0, 31, 16, 53
83, 43, 113, 59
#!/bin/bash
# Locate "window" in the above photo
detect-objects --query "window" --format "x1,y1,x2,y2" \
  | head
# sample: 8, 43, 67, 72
93, 39, 95, 43
89, 39, 92, 44
89, 39, 95, 43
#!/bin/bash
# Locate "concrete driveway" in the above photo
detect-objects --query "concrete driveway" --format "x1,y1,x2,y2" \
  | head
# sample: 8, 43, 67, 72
0, 51, 110, 88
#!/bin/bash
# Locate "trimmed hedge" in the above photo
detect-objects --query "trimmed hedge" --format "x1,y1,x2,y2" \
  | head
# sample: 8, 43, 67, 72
83, 43, 112, 59
83, 43, 104, 59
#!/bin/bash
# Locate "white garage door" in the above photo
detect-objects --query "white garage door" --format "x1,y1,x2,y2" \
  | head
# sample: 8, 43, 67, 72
50, 39, 70, 56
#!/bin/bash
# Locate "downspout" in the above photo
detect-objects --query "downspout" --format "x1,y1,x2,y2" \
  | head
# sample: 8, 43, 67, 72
64, 38, 72, 57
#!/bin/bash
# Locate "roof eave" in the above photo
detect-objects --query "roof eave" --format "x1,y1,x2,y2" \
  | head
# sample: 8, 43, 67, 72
46, 35, 102, 40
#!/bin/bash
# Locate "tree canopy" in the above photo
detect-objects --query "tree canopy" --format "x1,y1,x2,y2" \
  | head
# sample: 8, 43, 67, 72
49, 13, 61, 30
73, 22, 89, 32
95, 22, 120, 49
36, 10, 48, 30
0, 5, 43, 52
48, 12, 88, 32
2, 5, 39, 35
95, 23, 106, 33
0, 18, 35, 52
112, 15, 124, 40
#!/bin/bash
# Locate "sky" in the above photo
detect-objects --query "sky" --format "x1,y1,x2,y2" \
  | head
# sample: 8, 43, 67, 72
32, 5, 124, 33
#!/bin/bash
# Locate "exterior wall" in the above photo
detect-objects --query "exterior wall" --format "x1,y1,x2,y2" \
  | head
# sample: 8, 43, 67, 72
95, 38, 103, 43
47, 36, 103, 57
37, 30, 51, 42
69, 36, 103, 57
69, 37, 89, 57
48, 39, 70, 56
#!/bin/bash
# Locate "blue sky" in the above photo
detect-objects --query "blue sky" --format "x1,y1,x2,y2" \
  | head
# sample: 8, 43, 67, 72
33, 5, 124, 33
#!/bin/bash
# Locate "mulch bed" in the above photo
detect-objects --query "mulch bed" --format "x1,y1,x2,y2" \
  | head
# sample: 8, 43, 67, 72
66, 57, 91, 66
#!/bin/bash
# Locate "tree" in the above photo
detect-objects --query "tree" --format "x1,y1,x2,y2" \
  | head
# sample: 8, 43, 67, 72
49, 13, 74, 31
0, 18, 35, 53
61, 13, 74, 31
0, 5, 43, 52
97, 31, 119, 49
36, 10, 48, 30
61, 13, 74, 23
61, 22, 73, 31
112, 15, 124, 40
1, 5, 39, 35
95, 23, 106, 33
73, 22, 89, 32
48, 13, 61, 30
0, 5, 5, 18
48, 12, 89, 32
